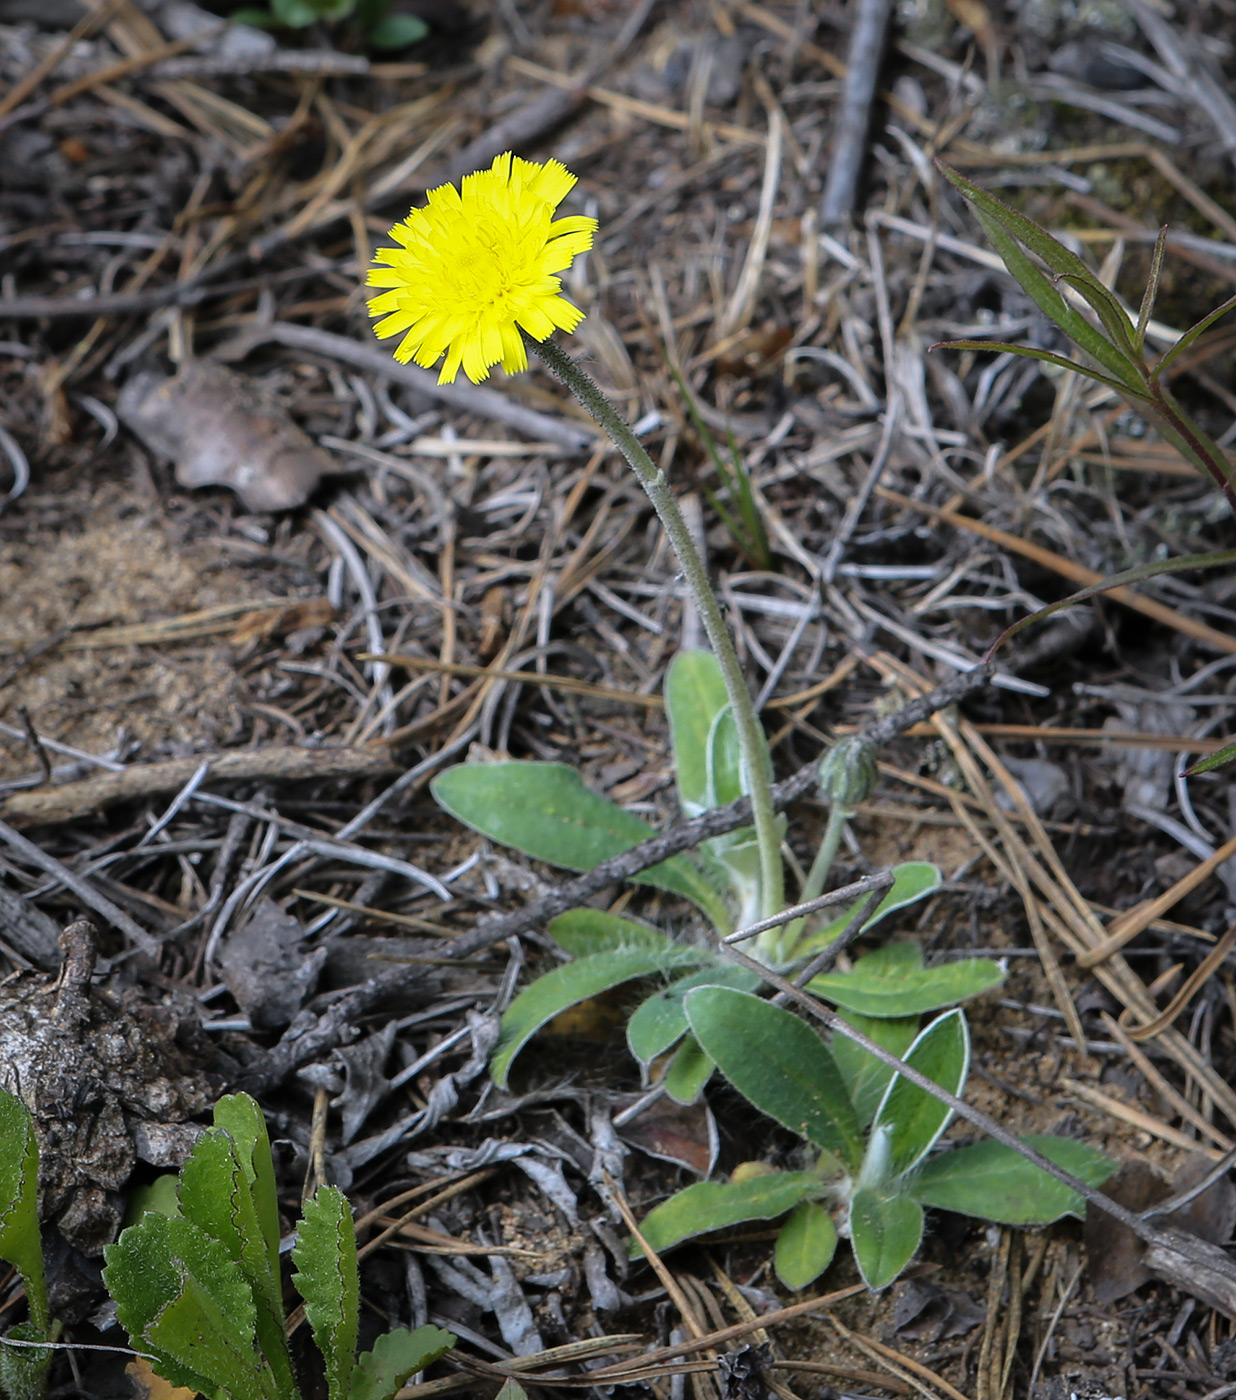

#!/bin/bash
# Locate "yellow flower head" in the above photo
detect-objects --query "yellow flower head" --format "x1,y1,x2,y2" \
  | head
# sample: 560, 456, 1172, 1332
367, 152, 597, 385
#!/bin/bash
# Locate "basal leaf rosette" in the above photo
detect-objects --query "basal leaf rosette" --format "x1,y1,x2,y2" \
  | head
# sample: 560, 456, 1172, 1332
368, 151, 597, 384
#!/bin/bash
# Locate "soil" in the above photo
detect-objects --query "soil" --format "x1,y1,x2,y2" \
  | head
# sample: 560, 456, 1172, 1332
3, 1, 1236, 1397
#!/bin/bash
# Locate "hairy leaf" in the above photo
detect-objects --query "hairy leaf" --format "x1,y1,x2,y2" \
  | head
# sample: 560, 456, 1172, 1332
548, 908, 674, 957
663, 1032, 716, 1105
787, 863, 942, 961
632, 1173, 819, 1256
869, 1010, 970, 1183
432, 762, 728, 926
686, 987, 862, 1168
910, 1135, 1115, 1224
492, 946, 704, 1088
832, 1011, 919, 1128
809, 956, 1003, 1018
774, 1201, 838, 1291
666, 650, 730, 817
627, 962, 761, 1066
849, 1189, 923, 1290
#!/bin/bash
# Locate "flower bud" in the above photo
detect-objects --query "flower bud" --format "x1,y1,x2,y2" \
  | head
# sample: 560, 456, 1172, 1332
818, 736, 878, 807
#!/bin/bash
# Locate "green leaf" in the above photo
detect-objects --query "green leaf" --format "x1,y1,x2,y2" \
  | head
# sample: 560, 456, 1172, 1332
774, 1201, 838, 1290
269, 0, 323, 25
666, 651, 730, 817
0, 1090, 48, 1335
0, 1322, 50, 1400
663, 1032, 716, 1104
849, 1189, 923, 1290
103, 1212, 271, 1398
177, 1128, 294, 1395
1187, 738, 1236, 776
706, 705, 743, 808
685, 987, 862, 1168
930, 339, 1152, 399
211, 1093, 281, 1284
786, 863, 943, 961
910, 1135, 1115, 1224
832, 1011, 919, 1128
431, 762, 729, 927
1154, 287, 1236, 378
492, 946, 703, 1089
936, 163, 1145, 389
869, 1009, 970, 1183
632, 1173, 819, 1256
292, 1185, 359, 1400
364, 12, 428, 46
351, 1324, 455, 1400
809, 954, 1003, 1018
547, 907, 674, 957
494, 1380, 530, 1400
626, 962, 761, 1066
228, 7, 279, 24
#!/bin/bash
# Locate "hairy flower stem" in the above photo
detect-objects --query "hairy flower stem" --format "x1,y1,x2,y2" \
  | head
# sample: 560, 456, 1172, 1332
532, 335, 785, 927
780, 801, 853, 963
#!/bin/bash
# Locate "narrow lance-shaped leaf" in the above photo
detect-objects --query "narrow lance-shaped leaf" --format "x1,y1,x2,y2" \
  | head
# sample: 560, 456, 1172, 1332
936, 162, 1145, 389
292, 1185, 359, 1400
626, 961, 762, 1066
548, 907, 676, 957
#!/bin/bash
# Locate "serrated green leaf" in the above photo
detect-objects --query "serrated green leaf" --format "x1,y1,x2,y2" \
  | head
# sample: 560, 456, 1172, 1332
809, 955, 1003, 1018
849, 1189, 923, 1290
351, 1324, 455, 1400
869, 1010, 970, 1184
685, 988, 862, 1168
626, 962, 761, 1066
663, 1032, 715, 1104
431, 762, 729, 927
0, 1090, 48, 1335
364, 12, 428, 46
910, 1135, 1115, 1224
832, 1011, 919, 1128
177, 1128, 294, 1395
292, 1185, 359, 1400
211, 1093, 281, 1282
547, 908, 675, 957
666, 651, 730, 817
774, 1201, 838, 1290
103, 1212, 269, 1398
786, 863, 942, 962
632, 1173, 819, 1256
492, 946, 704, 1088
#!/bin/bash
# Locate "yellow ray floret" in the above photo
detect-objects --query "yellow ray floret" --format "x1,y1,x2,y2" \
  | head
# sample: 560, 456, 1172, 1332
367, 151, 597, 385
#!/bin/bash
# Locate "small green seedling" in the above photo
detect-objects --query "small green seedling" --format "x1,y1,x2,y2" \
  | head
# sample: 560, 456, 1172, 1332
432, 649, 1002, 1101
231, 0, 428, 51
632, 980, 1115, 1290
0, 1088, 454, 1400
